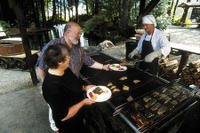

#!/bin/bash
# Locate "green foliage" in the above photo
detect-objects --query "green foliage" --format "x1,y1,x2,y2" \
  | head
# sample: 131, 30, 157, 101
172, 16, 182, 25
156, 15, 171, 30
83, 15, 105, 35
83, 15, 126, 45
130, 0, 171, 30
0, 20, 11, 35
184, 19, 192, 27
83, 15, 108, 43
151, 0, 171, 30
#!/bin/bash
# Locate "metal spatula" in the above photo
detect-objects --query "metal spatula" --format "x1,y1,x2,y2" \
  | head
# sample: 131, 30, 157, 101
113, 96, 134, 116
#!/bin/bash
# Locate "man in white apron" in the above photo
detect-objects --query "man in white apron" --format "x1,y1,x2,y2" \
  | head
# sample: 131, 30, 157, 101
129, 15, 171, 75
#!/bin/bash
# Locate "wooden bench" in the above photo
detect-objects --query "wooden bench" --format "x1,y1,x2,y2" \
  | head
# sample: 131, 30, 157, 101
183, 23, 200, 25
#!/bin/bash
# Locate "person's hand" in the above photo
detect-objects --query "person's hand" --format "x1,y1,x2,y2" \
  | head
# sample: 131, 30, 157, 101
144, 50, 162, 63
128, 49, 139, 59
83, 85, 96, 92
102, 64, 110, 71
196, 89, 200, 95
82, 98, 95, 106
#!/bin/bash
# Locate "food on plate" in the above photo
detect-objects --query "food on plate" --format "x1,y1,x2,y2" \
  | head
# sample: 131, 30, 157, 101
93, 86, 104, 95
122, 85, 129, 91
107, 82, 113, 87
110, 64, 126, 71
89, 92, 97, 100
119, 76, 128, 81
133, 79, 141, 84
112, 88, 120, 93
87, 86, 111, 102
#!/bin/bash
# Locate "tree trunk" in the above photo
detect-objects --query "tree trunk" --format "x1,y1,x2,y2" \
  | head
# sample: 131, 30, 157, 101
52, 0, 56, 22
180, 7, 189, 26
172, 0, 179, 22
64, 0, 66, 20
67, 7, 71, 21
75, 0, 79, 22
47, 0, 49, 20
94, 0, 99, 15
31, 0, 40, 27
35, 1, 41, 27
139, 0, 146, 16
60, 0, 62, 20
67, 0, 73, 20
40, 0, 46, 27
85, 0, 89, 15
119, 0, 131, 37
137, 0, 160, 28
168, 0, 175, 16
7, 0, 38, 85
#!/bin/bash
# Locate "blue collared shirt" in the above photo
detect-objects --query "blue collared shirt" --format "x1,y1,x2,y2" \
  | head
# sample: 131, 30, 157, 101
36, 37, 95, 77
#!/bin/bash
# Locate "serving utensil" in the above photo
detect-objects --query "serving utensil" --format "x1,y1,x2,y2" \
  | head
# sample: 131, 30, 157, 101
113, 96, 134, 116
120, 59, 144, 68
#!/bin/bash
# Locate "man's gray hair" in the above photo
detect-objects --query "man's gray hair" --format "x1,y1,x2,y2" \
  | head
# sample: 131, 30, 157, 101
64, 23, 72, 33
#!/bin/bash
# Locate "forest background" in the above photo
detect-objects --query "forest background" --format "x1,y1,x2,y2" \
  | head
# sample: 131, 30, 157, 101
0, 0, 199, 45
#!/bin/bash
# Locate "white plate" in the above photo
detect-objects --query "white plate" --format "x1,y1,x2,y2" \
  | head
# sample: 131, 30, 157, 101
109, 64, 127, 71
87, 86, 112, 102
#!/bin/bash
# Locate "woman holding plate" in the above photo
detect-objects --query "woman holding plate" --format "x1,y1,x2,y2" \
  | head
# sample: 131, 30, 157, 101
42, 43, 95, 133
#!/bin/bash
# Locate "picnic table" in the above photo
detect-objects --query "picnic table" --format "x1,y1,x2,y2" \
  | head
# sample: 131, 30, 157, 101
170, 42, 200, 76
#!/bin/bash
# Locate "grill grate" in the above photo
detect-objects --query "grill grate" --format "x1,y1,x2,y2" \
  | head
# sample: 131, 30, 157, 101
121, 82, 196, 132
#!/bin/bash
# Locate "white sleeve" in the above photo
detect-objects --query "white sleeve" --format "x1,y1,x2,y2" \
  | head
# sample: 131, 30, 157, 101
152, 29, 171, 58
136, 33, 146, 54
159, 34, 171, 58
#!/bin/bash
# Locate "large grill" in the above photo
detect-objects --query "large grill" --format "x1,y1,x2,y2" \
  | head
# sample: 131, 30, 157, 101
80, 52, 199, 133
120, 82, 197, 132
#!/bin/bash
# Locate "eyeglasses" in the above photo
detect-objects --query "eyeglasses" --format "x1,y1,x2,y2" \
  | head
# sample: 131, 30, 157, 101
69, 29, 82, 36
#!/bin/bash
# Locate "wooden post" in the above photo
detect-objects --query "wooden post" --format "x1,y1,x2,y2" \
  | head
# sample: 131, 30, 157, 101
8, 0, 38, 85
181, 7, 189, 26
176, 51, 190, 77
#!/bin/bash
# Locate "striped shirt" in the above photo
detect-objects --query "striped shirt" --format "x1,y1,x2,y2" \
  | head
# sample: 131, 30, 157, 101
36, 37, 95, 77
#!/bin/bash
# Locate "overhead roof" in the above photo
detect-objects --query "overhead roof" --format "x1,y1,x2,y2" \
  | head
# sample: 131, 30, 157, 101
178, 2, 200, 8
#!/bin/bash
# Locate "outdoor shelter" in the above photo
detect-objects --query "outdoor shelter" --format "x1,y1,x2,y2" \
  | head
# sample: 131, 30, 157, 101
178, 2, 200, 26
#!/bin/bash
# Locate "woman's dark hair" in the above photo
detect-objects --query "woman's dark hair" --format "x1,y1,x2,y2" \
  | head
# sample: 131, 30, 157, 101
43, 43, 70, 69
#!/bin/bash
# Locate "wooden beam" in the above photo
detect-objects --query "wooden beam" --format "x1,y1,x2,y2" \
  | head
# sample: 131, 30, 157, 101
7, 0, 38, 85
137, 0, 160, 28
181, 7, 189, 27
